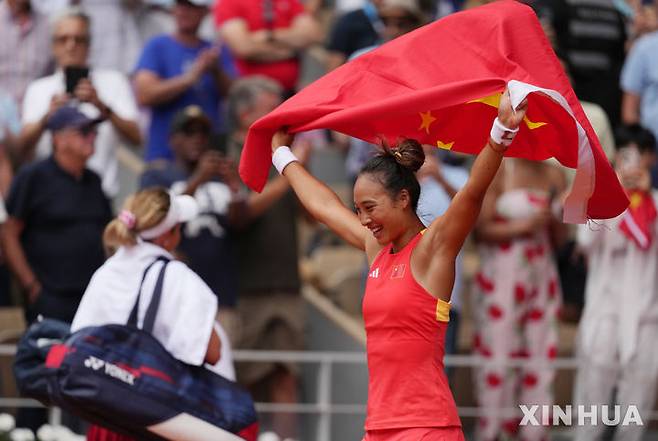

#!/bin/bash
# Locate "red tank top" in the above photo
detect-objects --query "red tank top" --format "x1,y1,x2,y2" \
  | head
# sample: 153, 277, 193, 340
362, 232, 461, 430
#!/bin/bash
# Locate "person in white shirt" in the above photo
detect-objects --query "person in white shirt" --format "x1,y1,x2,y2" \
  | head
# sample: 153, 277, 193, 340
72, 187, 234, 375
18, 7, 141, 198
574, 125, 658, 441
72, 186, 236, 440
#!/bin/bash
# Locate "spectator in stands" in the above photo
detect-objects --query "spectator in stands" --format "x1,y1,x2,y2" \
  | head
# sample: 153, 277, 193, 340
335, 0, 368, 13
214, 0, 322, 95
574, 125, 658, 441
621, 17, 658, 186
136, 0, 176, 43
226, 76, 308, 439
30, 0, 67, 15
0, 92, 19, 196
473, 157, 567, 441
139, 105, 245, 342
0, 91, 19, 306
18, 7, 141, 198
627, 0, 658, 39
2, 104, 112, 324
134, 0, 233, 162
533, 0, 626, 124
141, 99, 302, 345
0, 193, 7, 306
0, 0, 53, 109
75, 0, 143, 74
325, 0, 383, 71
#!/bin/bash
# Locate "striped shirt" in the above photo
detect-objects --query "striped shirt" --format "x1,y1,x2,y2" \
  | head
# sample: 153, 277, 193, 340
0, 3, 53, 109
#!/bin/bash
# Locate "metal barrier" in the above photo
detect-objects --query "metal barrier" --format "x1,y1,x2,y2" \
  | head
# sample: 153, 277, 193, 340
2, 344, 658, 441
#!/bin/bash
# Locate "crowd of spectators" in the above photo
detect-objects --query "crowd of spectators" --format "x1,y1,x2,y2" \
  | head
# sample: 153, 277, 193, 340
0, 0, 657, 439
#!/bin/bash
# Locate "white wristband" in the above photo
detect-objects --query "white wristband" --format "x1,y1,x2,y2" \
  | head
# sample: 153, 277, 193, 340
490, 117, 519, 146
272, 146, 298, 174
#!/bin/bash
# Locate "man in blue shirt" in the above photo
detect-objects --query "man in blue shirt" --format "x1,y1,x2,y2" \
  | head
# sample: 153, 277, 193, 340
621, 29, 658, 186
134, 0, 234, 161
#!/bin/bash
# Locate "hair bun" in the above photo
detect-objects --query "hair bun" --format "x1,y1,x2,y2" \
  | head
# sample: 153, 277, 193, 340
391, 139, 425, 173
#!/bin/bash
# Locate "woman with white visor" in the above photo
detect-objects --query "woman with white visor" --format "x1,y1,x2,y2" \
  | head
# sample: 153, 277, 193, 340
71, 187, 235, 441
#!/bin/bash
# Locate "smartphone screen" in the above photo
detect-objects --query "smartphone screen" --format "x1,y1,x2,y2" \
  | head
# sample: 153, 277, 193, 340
65, 66, 89, 94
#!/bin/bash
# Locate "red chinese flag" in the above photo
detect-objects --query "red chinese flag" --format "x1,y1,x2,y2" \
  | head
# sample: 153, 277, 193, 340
619, 190, 658, 250
239, 0, 628, 222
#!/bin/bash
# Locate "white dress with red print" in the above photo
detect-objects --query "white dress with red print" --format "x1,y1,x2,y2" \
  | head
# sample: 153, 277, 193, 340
473, 189, 561, 441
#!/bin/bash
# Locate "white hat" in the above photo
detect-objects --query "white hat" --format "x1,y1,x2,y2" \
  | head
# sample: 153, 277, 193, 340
139, 193, 199, 240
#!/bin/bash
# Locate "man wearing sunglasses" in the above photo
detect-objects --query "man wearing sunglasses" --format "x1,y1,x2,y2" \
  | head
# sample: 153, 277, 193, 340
18, 7, 141, 199
2, 104, 112, 326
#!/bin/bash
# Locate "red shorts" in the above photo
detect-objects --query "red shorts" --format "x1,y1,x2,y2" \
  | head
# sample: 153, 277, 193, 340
363, 426, 465, 441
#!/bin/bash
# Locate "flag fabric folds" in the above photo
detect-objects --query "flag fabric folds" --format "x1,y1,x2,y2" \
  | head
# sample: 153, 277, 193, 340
619, 190, 658, 250
239, 0, 628, 223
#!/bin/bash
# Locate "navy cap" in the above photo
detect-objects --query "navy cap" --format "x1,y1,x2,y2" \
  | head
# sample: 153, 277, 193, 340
46, 105, 101, 132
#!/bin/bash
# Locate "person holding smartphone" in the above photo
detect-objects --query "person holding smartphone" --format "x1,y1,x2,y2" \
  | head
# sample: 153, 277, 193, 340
18, 7, 141, 198
139, 104, 306, 348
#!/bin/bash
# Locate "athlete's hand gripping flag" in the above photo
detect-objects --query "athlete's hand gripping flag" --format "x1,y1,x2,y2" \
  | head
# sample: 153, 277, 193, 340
239, 0, 628, 223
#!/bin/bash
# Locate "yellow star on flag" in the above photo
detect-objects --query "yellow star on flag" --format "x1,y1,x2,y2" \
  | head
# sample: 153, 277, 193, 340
419, 111, 437, 134
523, 116, 547, 129
436, 140, 455, 150
469, 92, 548, 130
630, 192, 643, 210
468, 93, 501, 108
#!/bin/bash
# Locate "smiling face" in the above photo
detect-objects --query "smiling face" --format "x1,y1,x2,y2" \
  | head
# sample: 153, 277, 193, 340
354, 173, 411, 245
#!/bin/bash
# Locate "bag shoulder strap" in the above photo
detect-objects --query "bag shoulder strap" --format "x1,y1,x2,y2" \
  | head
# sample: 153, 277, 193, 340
127, 256, 171, 331
142, 258, 170, 334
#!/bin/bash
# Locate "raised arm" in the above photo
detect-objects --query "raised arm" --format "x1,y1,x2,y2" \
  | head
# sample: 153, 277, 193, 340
426, 88, 528, 259
272, 130, 368, 251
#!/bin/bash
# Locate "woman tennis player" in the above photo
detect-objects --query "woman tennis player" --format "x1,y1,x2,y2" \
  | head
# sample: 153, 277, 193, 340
270, 87, 528, 441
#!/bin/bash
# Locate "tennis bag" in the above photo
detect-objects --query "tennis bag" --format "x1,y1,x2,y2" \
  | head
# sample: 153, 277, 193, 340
13, 317, 70, 405
44, 257, 259, 440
